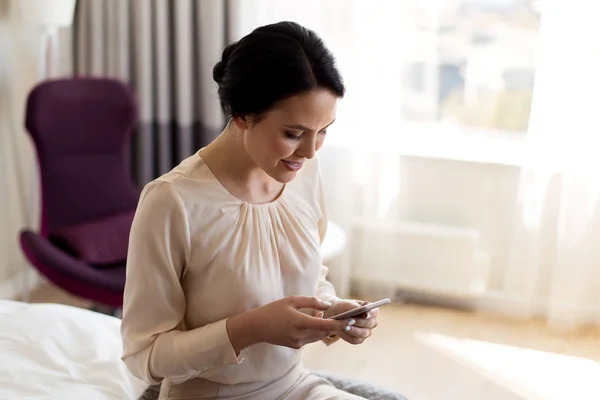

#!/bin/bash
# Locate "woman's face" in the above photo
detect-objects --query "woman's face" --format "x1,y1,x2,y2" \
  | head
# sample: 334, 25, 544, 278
236, 89, 338, 183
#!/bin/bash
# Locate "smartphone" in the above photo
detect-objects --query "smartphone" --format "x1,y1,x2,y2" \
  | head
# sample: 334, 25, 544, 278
328, 298, 391, 320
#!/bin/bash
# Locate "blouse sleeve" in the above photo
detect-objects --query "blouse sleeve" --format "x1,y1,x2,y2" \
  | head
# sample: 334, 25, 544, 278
120, 180, 242, 385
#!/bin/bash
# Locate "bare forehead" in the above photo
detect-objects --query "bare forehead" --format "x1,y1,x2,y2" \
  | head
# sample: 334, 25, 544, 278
268, 90, 337, 127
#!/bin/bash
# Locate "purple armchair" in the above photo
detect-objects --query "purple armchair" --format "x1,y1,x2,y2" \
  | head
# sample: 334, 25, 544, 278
19, 78, 140, 309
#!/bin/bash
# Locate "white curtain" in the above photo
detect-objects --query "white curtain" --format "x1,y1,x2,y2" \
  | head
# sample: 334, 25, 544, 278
502, 0, 600, 328
0, 0, 74, 299
0, 0, 42, 299
234, 0, 600, 328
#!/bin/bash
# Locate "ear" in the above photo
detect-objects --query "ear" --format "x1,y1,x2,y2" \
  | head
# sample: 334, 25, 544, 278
232, 116, 250, 130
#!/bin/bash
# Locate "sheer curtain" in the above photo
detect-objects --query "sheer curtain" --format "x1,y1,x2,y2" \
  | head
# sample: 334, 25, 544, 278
234, 0, 600, 327
503, 0, 600, 328
0, 0, 42, 298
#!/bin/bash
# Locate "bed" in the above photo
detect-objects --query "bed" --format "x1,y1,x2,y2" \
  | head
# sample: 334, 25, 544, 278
0, 300, 405, 400
0, 300, 146, 399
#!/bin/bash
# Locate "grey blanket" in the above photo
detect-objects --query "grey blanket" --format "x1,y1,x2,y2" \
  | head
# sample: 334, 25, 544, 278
138, 372, 406, 399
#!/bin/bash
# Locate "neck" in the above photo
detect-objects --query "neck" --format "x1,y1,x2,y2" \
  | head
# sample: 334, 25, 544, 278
201, 122, 283, 203
213, 123, 263, 179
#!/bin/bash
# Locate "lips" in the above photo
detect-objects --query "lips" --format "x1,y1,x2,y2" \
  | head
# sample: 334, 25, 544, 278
281, 160, 304, 171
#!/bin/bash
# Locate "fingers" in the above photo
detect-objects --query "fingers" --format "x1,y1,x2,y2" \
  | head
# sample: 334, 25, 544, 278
315, 317, 353, 332
357, 306, 379, 318
345, 326, 371, 338
354, 311, 369, 320
351, 313, 379, 329
339, 326, 372, 344
339, 308, 378, 344
298, 312, 353, 332
289, 295, 332, 311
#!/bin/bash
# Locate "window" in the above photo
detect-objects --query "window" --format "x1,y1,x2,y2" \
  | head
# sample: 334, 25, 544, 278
234, 0, 542, 151
402, 0, 541, 133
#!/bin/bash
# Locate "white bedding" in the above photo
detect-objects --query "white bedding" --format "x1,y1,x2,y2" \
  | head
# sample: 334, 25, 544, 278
0, 300, 147, 400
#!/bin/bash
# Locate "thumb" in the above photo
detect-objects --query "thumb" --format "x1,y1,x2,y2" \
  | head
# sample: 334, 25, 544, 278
289, 296, 332, 311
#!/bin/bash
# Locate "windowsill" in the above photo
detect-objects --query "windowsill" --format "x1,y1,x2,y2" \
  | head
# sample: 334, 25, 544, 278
328, 121, 527, 168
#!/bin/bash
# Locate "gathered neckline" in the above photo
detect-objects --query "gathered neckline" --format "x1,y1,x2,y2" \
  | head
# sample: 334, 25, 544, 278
196, 150, 287, 207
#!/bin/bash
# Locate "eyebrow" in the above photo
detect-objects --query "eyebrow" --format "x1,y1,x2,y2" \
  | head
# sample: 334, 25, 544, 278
283, 119, 336, 132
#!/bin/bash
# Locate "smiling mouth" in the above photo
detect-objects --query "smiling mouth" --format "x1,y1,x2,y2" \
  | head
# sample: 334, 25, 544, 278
281, 160, 304, 171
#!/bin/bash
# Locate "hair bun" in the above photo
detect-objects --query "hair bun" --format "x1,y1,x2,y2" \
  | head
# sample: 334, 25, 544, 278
212, 21, 344, 119
213, 42, 238, 85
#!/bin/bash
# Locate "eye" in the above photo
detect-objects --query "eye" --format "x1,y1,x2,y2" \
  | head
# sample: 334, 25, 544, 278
284, 131, 302, 141
319, 130, 327, 136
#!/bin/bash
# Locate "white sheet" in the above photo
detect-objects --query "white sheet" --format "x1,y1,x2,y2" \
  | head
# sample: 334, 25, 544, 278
0, 300, 147, 400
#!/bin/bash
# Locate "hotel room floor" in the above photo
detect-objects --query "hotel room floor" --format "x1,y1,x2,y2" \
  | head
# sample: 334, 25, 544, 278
27, 283, 600, 400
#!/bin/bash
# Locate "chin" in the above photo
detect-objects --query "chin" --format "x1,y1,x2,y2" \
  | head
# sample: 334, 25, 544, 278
265, 166, 298, 184
272, 170, 298, 184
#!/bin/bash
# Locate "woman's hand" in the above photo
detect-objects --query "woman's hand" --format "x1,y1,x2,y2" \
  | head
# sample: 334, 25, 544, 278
325, 299, 380, 345
226, 296, 354, 353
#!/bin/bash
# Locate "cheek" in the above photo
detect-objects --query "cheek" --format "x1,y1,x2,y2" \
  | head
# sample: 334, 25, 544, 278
247, 130, 293, 161
270, 138, 296, 158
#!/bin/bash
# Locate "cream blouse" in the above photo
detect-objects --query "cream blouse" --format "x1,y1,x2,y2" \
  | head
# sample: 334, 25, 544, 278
120, 152, 338, 387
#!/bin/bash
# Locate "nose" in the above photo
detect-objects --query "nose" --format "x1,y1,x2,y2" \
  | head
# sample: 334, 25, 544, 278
297, 136, 316, 159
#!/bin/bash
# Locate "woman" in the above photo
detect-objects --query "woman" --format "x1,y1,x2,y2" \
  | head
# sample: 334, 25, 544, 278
121, 21, 380, 400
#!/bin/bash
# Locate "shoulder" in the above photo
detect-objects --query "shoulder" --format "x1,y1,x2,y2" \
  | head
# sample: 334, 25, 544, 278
135, 180, 185, 221
154, 151, 209, 188
135, 154, 204, 213
141, 152, 225, 204
136, 153, 238, 230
